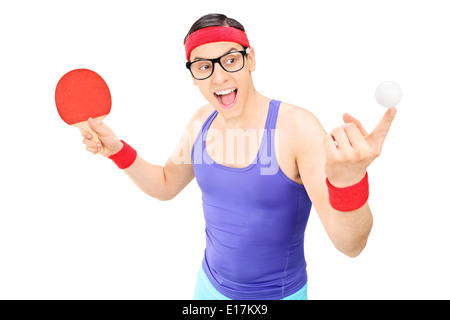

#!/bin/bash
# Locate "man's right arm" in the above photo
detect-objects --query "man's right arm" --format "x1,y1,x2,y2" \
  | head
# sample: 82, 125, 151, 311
80, 106, 210, 201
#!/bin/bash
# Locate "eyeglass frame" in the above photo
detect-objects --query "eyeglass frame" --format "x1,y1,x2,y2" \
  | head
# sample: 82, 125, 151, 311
186, 47, 251, 80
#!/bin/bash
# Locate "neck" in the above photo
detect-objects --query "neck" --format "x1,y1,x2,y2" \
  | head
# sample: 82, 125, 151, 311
218, 86, 271, 130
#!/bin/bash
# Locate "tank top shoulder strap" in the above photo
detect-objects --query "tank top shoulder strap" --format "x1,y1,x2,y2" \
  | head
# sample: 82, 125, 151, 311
191, 109, 218, 163
265, 100, 281, 157
203, 110, 219, 132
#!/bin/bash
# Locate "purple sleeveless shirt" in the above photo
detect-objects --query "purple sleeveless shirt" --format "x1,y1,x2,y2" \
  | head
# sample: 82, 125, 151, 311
191, 100, 312, 300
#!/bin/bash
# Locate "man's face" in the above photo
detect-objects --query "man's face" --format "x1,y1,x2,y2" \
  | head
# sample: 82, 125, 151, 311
189, 41, 256, 119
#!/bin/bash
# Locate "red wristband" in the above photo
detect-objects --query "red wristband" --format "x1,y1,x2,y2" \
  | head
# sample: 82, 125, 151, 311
108, 140, 137, 169
326, 172, 369, 212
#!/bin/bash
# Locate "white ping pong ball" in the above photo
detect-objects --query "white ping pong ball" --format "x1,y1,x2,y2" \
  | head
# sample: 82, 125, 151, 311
375, 81, 402, 108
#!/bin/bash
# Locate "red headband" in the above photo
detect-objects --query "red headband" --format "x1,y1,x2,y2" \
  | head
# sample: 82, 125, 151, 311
184, 26, 251, 61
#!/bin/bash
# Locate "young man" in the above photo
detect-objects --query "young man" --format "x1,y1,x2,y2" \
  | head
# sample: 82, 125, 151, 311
80, 14, 396, 300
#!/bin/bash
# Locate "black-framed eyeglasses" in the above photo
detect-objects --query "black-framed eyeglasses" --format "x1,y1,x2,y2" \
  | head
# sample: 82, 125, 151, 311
186, 47, 250, 80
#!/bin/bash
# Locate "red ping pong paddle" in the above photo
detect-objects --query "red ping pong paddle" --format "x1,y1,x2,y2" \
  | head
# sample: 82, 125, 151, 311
55, 68, 111, 154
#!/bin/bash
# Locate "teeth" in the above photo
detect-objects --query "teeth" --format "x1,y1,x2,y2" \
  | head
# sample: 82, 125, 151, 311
215, 88, 237, 96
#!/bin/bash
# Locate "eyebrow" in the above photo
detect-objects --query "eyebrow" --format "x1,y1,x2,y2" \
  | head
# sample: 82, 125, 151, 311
192, 47, 238, 62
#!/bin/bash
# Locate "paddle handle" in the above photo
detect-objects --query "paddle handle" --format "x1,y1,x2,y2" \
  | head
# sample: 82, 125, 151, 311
73, 116, 106, 154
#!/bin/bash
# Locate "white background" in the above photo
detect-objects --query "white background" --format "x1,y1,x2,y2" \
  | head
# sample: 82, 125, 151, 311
1, 0, 449, 299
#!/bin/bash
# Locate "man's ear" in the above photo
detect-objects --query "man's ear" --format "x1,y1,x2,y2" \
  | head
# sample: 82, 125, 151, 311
248, 47, 256, 72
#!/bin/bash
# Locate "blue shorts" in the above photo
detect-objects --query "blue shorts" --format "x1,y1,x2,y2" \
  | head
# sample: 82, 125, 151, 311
193, 265, 308, 300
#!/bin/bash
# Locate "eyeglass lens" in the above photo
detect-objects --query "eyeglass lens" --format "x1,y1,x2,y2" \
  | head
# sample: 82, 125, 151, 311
190, 51, 244, 80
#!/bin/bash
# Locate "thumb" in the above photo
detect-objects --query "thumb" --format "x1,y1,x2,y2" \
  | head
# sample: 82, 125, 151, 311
87, 117, 107, 136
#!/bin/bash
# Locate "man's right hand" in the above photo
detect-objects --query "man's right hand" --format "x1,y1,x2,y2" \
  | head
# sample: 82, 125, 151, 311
79, 117, 123, 157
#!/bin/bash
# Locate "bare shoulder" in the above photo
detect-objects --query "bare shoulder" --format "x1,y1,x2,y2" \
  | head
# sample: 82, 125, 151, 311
185, 103, 215, 149
193, 103, 216, 124
181, 103, 214, 133
270, 102, 326, 184
276, 101, 329, 166
278, 102, 326, 138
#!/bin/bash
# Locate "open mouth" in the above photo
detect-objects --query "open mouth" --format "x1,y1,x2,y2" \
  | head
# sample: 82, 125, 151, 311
214, 87, 238, 110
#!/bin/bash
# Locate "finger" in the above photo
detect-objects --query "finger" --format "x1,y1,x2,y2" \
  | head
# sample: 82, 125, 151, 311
323, 134, 339, 158
86, 145, 102, 154
343, 113, 369, 137
342, 123, 366, 148
367, 107, 397, 148
83, 138, 102, 149
330, 126, 352, 151
88, 117, 108, 136
79, 127, 93, 140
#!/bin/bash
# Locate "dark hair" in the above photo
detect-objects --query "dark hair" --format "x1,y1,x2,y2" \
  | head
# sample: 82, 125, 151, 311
183, 13, 246, 44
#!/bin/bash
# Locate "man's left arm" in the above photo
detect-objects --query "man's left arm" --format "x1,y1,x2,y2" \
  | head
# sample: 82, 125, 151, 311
295, 108, 397, 257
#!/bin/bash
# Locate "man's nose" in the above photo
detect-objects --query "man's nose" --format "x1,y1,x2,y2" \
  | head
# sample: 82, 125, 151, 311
211, 62, 230, 83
